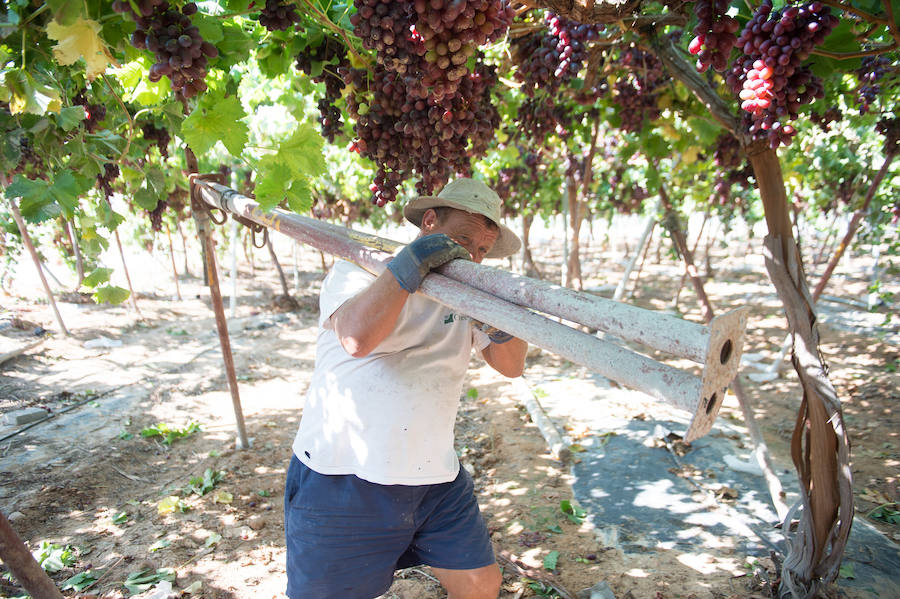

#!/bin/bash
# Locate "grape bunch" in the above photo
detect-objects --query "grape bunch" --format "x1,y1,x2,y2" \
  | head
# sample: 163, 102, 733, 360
141, 122, 171, 158
296, 36, 350, 142
73, 91, 106, 133
516, 97, 573, 144
712, 132, 742, 170
688, 0, 739, 72
96, 163, 120, 201
512, 14, 601, 97
350, 0, 513, 103
809, 106, 841, 132
711, 133, 752, 207
875, 116, 900, 156
344, 60, 501, 205
113, 0, 217, 100
854, 55, 898, 114
12, 137, 44, 180
611, 46, 667, 134
148, 200, 168, 232
726, 0, 838, 149
258, 0, 302, 31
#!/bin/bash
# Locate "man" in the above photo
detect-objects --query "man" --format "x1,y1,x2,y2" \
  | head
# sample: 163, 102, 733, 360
284, 178, 528, 599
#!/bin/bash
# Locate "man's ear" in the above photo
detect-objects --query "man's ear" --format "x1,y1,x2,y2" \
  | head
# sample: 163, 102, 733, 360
420, 208, 438, 232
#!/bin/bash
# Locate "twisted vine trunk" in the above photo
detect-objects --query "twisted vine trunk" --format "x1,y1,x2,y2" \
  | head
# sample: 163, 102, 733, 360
640, 28, 854, 595
748, 147, 853, 598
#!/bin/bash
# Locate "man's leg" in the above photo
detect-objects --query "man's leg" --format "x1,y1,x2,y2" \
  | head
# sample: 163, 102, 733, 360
431, 563, 502, 599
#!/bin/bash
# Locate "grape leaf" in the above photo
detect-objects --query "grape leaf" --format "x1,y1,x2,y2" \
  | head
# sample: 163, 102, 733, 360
193, 13, 224, 44
56, 105, 86, 131
46, 17, 113, 80
93, 285, 130, 305
0, 69, 62, 115
5, 175, 46, 204
276, 122, 326, 179
46, 0, 83, 26
181, 93, 248, 157
82, 268, 112, 288
543, 550, 559, 571
49, 170, 86, 217
254, 155, 313, 213
114, 58, 171, 106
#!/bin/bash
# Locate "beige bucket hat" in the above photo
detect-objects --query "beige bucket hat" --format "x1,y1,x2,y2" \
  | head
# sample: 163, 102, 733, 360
403, 178, 522, 259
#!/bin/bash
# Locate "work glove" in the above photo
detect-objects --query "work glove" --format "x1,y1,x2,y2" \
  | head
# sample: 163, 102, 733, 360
387, 233, 469, 293
472, 320, 514, 344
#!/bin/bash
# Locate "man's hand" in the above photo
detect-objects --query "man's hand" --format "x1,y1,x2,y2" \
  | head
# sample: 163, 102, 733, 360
387, 234, 469, 293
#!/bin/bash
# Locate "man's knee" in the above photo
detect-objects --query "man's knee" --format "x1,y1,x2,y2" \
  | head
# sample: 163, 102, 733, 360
433, 563, 502, 599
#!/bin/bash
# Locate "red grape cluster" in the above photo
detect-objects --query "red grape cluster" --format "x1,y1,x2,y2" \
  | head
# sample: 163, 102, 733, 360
612, 46, 666, 134
711, 133, 752, 207
350, 0, 513, 103
148, 200, 168, 232
854, 55, 898, 114
73, 91, 106, 133
809, 106, 841, 132
512, 13, 601, 97
875, 116, 900, 156
12, 136, 44, 180
113, 0, 217, 100
344, 61, 501, 205
296, 36, 350, 142
712, 132, 742, 170
727, 0, 837, 148
258, 0, 302, 31
688, 0, 739, 72
96, 163, 120, 200
141, 122, 171, 158
516, 97, 573, 143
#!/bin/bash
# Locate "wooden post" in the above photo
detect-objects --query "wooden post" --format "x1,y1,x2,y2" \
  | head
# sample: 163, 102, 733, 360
61, 217, 85, 287
9, 201, 69, 336
266, 236, 292, 299
672, 211, 709, 310
0, 511, 65, 599
111, 228, 142, 317
613, 200, 658, 302
165, 222, 182, 301
175, 217, 192, 277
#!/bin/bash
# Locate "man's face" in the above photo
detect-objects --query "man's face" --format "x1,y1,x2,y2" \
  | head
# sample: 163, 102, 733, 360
420, 208, 499, 264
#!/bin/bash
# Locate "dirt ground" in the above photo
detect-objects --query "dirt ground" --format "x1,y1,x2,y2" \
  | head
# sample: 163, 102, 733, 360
0, 221, 897, 599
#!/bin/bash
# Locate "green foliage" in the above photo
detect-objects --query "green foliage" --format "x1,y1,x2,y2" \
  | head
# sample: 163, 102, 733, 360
184, 468, 226, 496
123, 567, 176, 594
542, 550, 560, 571
140, 421, 201, 445
61, 570, 98, 592
559, 500, 586, 524
33, 541, 77, 573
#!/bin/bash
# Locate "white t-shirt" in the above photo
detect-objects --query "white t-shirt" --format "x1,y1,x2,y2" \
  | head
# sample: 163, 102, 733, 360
292, 259, 491, 485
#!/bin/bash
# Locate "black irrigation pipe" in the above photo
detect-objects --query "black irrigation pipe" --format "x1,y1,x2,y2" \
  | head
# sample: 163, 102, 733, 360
0, 388, 119, 445
0, 342, 221, 445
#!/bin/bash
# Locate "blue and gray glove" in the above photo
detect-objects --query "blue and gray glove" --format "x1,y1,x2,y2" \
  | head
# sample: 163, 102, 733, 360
387, 233, 469, 293
472, 320, 514, 344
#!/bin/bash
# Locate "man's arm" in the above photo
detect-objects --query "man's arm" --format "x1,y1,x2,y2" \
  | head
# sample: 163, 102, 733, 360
330, 233, 469, 358
330, 272, 409, 358
482, 337, 528, 378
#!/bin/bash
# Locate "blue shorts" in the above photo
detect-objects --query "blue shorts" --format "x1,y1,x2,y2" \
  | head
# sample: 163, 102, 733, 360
283, 455, 495, 599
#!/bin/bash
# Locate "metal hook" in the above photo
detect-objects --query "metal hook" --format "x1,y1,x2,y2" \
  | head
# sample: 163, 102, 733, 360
251, 222, 268, 249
